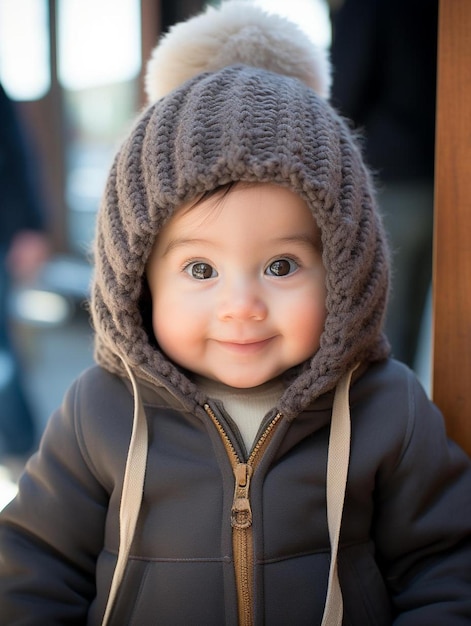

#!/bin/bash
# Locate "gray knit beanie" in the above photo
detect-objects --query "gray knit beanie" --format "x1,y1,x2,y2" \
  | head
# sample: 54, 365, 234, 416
91, 1, 390, 417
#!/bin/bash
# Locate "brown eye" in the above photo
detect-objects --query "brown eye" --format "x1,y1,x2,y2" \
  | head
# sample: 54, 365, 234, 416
267, 258, 297, 277
187, 262, 217, 280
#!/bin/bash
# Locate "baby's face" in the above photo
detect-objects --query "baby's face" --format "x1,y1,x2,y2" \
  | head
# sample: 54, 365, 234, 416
147, 183, 326, 388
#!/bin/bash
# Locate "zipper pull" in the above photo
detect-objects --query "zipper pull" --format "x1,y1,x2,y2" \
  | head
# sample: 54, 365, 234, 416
231, 463, 253, 529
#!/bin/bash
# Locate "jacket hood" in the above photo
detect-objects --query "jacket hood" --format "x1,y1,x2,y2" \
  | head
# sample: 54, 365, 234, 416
91, 5, 390, 418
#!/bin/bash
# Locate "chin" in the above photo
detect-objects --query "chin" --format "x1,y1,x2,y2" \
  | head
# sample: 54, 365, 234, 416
216, 372, 277, 389
226, 381, 264, 390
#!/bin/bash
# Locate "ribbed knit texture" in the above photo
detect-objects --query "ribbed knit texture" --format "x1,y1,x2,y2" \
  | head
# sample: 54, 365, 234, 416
91, 64, 390, 418
195, 376, 285, 453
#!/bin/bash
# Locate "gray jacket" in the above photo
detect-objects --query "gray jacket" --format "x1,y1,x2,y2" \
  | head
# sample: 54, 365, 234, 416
1, 358, 470, 624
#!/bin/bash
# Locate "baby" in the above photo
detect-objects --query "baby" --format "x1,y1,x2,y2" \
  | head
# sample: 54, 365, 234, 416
1, 2, 470, 625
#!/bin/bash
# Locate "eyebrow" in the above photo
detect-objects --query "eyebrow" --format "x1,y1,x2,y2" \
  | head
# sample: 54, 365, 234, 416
278, 233, 322, 249
161, 237, 212, 256
162, 231, 322, 257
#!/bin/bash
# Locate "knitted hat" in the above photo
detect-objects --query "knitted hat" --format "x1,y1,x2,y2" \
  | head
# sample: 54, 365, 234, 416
91, 0, 390, 417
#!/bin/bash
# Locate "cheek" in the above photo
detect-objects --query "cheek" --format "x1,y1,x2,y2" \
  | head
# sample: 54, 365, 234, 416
294, 303, 326, 348
287, 282, 327, 351
153, 297, 182, 346
151, 289, 207, 358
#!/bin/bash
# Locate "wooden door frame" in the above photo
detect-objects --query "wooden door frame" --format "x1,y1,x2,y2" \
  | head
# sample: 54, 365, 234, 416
433, 0, 471, 456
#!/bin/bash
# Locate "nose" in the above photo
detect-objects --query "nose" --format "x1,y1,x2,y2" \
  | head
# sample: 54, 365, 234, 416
217, 277, 268, 322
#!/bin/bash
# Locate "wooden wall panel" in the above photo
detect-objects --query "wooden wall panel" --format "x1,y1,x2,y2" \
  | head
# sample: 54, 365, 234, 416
433, 0, 471, 456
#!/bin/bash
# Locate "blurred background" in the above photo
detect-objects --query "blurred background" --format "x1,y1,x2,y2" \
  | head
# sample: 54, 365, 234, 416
0, 0, 436, 507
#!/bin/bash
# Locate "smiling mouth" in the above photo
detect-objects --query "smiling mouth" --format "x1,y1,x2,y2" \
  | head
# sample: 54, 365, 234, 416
217, 338, 274, 353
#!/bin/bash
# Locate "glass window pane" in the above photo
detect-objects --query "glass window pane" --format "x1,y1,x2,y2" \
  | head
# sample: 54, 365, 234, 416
57, 0, 142, 254
58, 0, 141, 90
0, 0, 50, 100
251, 0, 331, 48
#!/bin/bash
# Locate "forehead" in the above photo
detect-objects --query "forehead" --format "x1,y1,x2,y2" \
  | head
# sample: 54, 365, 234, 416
160, 182, 319, 243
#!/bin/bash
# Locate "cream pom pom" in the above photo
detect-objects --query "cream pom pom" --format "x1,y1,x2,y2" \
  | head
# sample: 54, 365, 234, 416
145, 0, 331, 103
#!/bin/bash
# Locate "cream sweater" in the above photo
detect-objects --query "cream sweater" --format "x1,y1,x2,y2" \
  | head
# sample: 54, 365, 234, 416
195, 377, 285, 453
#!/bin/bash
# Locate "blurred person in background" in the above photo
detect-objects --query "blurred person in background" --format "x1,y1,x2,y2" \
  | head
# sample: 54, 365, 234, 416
330, 0, 438, 368
0, 82, 50, 467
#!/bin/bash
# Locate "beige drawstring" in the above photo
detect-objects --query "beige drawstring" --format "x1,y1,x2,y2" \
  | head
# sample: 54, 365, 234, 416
101, 365, 356, 625
321, 365, 357, 626
101, 360, 148, 626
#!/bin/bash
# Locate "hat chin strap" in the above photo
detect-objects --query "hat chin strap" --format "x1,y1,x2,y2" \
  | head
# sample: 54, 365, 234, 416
101, 360, 357, 626
101, 357, 148, 626
321, 364, 358, 626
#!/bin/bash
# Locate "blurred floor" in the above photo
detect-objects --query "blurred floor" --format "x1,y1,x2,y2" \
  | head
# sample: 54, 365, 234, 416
0, 306, 94, 509
18, 307, 94, 434
0, 258, 94, 509
13, 256, 94, 433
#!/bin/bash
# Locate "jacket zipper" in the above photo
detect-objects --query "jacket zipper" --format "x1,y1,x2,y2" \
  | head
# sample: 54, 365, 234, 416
204, 404, 283, 626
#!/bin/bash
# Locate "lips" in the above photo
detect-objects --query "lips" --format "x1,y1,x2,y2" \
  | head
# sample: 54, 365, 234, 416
216, 337, 274, 354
